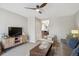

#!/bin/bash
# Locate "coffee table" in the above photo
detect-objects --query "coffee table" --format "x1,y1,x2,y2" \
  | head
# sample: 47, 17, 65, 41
30, 44, 52, 56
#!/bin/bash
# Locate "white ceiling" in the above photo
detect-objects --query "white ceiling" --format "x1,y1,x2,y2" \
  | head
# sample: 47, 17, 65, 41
0, 3, 79, 18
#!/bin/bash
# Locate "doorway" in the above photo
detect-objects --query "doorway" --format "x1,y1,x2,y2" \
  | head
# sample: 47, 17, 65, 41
41, 20, 49, 39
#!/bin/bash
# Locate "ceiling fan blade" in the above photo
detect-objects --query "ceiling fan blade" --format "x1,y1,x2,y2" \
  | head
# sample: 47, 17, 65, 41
24, 7, 36, 10
40, 3, 47, 8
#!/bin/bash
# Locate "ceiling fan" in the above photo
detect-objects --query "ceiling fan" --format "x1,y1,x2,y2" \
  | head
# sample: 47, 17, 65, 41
24, 3, 47, 14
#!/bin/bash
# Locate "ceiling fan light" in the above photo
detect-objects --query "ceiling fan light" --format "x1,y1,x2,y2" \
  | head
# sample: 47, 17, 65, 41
36, 9, 40, 12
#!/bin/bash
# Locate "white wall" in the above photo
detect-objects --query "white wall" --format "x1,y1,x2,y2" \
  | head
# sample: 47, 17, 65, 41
35, 17, 42, 41
27, 16, 36, 43
49, 15, 76, 39
75, 11, 79, 28
0, 8, 27, 36
27, 16, 42, 43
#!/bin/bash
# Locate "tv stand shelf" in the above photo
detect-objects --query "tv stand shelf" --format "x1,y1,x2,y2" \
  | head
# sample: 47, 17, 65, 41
1, 35, 27, 49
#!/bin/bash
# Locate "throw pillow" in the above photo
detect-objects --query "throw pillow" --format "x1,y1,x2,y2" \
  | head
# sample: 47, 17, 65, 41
67, 38, 79, 49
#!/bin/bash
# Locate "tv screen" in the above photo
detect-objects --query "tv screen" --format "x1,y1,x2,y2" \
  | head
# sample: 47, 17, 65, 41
8, 27, 22, 37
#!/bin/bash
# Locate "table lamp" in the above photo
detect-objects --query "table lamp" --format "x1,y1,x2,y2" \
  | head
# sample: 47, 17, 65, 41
71, 30, 79, 38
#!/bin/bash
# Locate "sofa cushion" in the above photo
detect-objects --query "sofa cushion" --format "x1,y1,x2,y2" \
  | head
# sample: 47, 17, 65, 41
67, 38, 79, 49
71, 45, 79, 56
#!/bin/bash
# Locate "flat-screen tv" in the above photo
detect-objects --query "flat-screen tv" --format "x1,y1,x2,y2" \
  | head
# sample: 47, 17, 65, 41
8, 27, 22, 37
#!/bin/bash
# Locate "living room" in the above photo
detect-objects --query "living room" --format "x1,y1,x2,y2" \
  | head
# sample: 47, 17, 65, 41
0, 3, 79, 56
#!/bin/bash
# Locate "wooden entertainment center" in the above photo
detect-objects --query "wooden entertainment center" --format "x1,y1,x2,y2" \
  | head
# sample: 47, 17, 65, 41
1, 35, 27, 49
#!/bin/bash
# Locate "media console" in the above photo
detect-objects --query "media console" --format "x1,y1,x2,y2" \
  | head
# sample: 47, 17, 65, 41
1, 35, 28, 49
